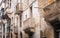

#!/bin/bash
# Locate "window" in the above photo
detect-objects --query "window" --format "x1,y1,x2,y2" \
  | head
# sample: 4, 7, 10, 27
30, 6, 32, 17
7, 20, 11, 26
7, 0, 11, 7
26, 14, 27, 19
7, 20, 11, 32
0, 25, 2, 29
0, 11, 2, 20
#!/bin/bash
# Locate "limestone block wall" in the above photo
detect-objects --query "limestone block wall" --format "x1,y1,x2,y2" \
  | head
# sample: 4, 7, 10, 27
38, 0, 55, 8
29, 0, 36, 5
57, 0, 60, 13
22, 8, 30, 22
40, 17, 54, 38
32, 0, 40, 24
22, 0, 56, 38
33, 25, 40, 38
22, 0, 29, 10
43, 3, 58, 20
22, 0, 36, 11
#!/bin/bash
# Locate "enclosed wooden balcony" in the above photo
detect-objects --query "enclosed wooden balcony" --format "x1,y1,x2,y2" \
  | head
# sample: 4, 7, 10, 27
22, 18, 35, 30
44, 2, 60, 21
15, 3, 23, 14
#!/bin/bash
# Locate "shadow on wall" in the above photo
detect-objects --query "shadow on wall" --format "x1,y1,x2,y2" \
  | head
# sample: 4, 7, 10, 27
24, 28, 34, 38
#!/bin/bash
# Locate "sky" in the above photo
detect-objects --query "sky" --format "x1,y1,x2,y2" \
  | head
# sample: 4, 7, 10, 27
0, 0, 23, 12
0, 0, 2, 3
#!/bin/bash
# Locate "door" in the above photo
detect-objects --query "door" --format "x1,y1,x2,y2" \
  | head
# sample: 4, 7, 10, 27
55, 30, 60, 38
59, 32, 60, 38
49, 18, 60, 38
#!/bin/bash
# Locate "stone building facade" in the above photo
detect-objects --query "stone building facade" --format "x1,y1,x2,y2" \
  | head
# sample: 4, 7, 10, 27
0, 0, 11, 38
21, 0, 60, 38
0, 0, 60, 38
0, 0, 22, 38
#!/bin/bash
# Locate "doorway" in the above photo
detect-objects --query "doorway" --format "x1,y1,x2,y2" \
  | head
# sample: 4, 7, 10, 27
50, 18, 60, 38
20, 32, 22, 38
15, 33, 18, 38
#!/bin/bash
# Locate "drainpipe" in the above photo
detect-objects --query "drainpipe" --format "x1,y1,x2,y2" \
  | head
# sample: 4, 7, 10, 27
19, 0, 23, 38
2, 24, 3, 38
